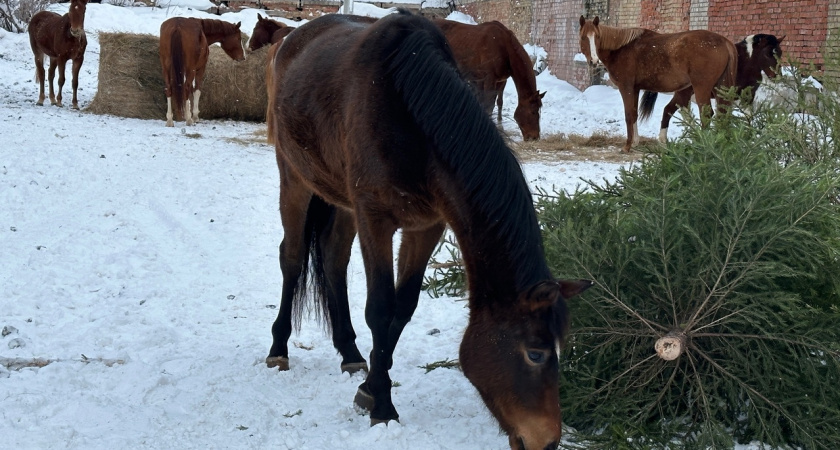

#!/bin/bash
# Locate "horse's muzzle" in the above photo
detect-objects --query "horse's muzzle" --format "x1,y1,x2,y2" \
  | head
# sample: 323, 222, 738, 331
70, 28, 84, 38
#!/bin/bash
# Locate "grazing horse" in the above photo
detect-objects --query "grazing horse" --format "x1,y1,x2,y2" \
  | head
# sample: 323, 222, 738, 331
159, 17, 246, 127
27, 0, 89, 109
247, 14, 295, 51
579, 16, 737, 152
434, 19, 545, 141
640, 34, 785, 142
265, 11, 592, 449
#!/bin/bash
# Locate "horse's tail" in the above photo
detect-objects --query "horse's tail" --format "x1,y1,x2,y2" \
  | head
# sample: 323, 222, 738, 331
169, 30, 186, 120
290, 194, 334, 333
638, 90, 658, 122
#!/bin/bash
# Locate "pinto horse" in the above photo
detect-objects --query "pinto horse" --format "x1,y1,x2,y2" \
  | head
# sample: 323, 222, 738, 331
159, 17, 246, 127
640, 34, 784, 142
434, 19, 545, 141
265, 11, 592, 449
247, 14, 295, 51
27, 0, 89, 109
579, 16, 737, 152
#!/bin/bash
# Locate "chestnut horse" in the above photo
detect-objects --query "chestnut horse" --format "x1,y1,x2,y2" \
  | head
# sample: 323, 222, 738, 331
27, 0, 88, 109
247, 14, 295, 51
159, 17, 246, 127
640, 33, 785, 142
265, 11, 592, 449
434, 19, 545, 141
579, 16, 737, 152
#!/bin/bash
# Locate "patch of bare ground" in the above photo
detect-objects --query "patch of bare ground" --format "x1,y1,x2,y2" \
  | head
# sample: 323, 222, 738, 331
511, 132, 659, 164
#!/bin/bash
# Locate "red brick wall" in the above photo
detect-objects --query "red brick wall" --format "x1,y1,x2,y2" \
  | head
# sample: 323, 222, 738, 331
707, 0, 828, 70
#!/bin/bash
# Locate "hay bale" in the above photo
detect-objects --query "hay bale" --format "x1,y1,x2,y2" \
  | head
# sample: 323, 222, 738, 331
87, 32, 270, 123
201, 44, 269, 122
87, 32, 164, 120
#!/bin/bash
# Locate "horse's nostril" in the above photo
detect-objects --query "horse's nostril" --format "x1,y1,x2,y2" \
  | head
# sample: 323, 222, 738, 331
543, 441, 560, 450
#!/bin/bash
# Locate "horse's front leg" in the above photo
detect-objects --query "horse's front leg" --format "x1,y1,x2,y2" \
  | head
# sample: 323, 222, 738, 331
387, 223, 446, 360
353, 213, 400, 424
33, 52, 46, 106
47, 57, 59, 106
56, 58, 69, 108
70, 56, 84, 110
659, 88, 694, 143
619, 87, 640, 152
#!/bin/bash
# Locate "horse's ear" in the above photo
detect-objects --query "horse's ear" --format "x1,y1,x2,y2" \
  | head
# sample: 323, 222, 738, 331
235, 21, 242, 29
593, 16, 599, 27
557, 279, 594, 300
522, 279, 593, 311
258, 14, 265, 21
539, 91, 546, 99
579, 15, 586, 27
778, 35, 786, 43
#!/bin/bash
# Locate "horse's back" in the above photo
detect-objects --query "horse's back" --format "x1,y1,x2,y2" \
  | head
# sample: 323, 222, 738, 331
272, 12, 458, 211
28, 11, 61, 53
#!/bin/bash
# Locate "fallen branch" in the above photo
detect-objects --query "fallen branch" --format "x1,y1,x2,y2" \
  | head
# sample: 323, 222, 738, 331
0, 356, 126, 371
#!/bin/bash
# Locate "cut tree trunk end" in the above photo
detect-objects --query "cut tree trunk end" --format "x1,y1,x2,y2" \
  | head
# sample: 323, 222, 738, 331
655, 331, 688, 360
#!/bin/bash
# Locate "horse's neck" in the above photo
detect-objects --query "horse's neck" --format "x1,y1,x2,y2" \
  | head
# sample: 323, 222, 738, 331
506, 35, 538, 100
201, 20, 230, 44
440, 165, 551, 305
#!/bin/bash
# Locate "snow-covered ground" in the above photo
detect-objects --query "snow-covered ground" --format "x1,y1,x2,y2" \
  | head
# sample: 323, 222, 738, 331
0, 2, 743, 449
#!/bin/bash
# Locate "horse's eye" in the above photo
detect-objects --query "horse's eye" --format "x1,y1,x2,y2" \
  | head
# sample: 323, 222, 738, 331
526, 349, 548, 365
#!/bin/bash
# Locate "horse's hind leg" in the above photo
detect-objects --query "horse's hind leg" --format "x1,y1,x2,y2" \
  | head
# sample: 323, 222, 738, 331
266, 177, 312, 370
354, 222, 446, 425
659, 88, 694, 142
320, 208, 367, 374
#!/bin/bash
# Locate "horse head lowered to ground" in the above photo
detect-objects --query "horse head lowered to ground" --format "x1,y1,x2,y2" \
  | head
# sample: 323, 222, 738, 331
264, 10, 592, 450
434, 18, 545, 141
159, 17, 245, 127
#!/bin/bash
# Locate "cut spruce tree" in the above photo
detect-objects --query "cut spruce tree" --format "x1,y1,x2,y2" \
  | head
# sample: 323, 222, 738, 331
538, 119, 840, 449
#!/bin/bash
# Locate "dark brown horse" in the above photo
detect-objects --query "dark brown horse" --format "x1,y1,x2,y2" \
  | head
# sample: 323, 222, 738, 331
640, 33, 785, 142
247, 13, 295, 51
434, 19, 545, 141
27, 0, 88, 109
159, 17, 246, 127
579, 16, 737, 152
265, 11, 592, 450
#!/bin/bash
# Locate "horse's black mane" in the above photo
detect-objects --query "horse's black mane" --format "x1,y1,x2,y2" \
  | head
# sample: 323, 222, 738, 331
379, 11, 552, 293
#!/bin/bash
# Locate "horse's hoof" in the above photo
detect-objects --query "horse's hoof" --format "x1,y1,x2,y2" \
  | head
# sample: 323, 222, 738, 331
265, 356, 290, 371
165, 121, 174, 127
341, 361, 368, 374
353, 386, 374, 413
36, 102, 44, 106
370, 417, 399, 426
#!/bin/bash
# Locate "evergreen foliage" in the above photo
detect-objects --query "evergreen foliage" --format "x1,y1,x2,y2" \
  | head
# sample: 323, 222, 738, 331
539, 107, 840, 448
424, 63, 840, 449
